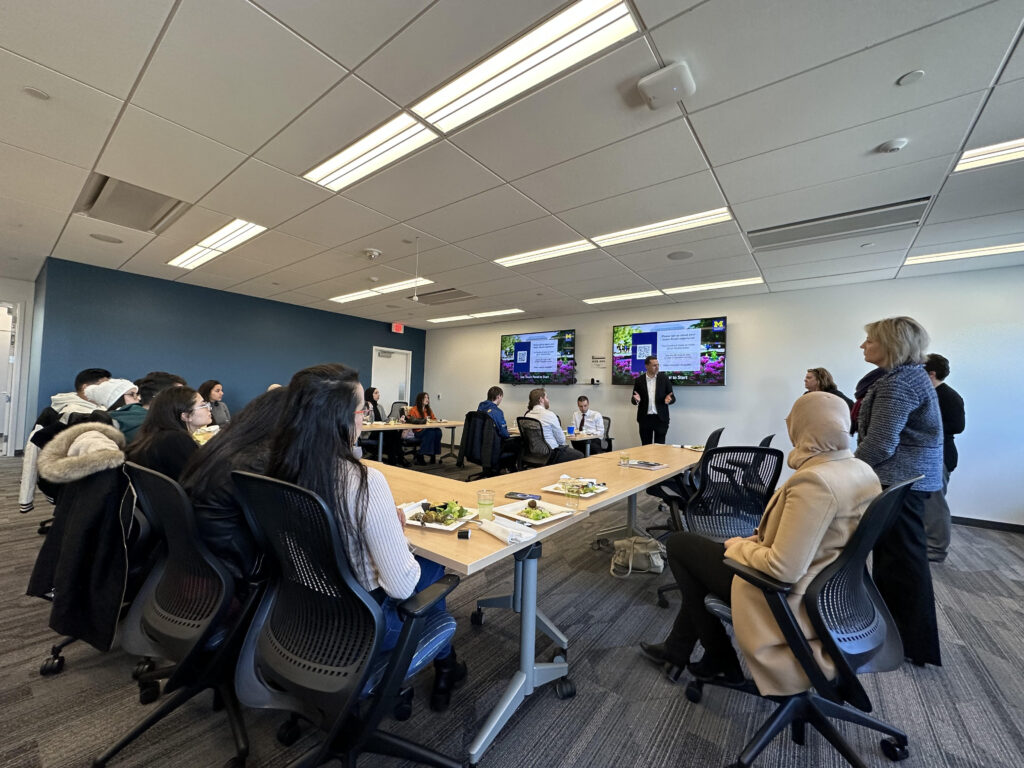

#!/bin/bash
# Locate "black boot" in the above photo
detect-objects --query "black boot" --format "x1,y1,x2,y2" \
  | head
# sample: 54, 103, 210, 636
428, 455, 436, 465
430, 650, 467, 712
415, 454, 427, 466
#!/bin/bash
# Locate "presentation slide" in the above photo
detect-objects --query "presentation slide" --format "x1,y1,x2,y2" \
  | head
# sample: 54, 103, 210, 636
500, 330, 576, 385
612, 317, 726, 386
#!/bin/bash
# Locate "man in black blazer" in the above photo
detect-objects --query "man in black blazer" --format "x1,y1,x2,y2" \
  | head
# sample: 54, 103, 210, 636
631, 356, 676, 445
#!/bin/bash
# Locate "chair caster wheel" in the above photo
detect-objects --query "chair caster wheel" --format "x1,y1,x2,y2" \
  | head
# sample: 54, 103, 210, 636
139, 680, 161, 705
656, 596, 669, 608
40, 655, 65, 676
881, 737, 910, 761
685, 681, 703, 703
276, 718, 302, 746
393, 687, 414, 721
554, 678, 576, 699
470, 608, 484, 626
132, 658, 155, 680
552, 652, 566, 664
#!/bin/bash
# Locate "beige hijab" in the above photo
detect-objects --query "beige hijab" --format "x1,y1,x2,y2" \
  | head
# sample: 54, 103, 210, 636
786, 392, 851, 469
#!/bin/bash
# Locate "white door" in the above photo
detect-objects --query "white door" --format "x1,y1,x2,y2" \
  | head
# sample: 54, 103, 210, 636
0, 305, 16, 456
371, 347, 412, 411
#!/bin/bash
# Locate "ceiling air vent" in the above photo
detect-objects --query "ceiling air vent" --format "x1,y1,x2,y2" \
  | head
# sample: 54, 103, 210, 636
410, 288, 475, 305
73, 173, 190, 234
747, 198, 930, 251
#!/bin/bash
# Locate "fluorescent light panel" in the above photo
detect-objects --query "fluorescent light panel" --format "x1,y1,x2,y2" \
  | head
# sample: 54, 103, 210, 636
330, 277, 434, 304
168, 219, 266, 269
592, 208, 733, 247
412, 0, 637, 132
582, 290, 662, 304
954, 137, 1024, 172
495, 240, 595, 267
304, 113, 439, 192
904, 241, 1024, 265
428, 308, 524, 323
663, 277, 764, 294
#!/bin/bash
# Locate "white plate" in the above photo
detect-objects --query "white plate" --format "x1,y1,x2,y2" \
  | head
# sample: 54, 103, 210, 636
402, 502, 478, 531
541, 482, 608, 498
494, 499, 575, 526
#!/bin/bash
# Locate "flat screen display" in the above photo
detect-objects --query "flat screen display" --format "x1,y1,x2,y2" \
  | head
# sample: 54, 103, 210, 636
500, 329, 576, 385
612, 317, 726, 386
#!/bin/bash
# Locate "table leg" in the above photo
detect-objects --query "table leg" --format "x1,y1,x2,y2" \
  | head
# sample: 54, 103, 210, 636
584, 441, 591, 457
439, 426, 458, 462
594, 492, 645, 541
378, 435, 384, 463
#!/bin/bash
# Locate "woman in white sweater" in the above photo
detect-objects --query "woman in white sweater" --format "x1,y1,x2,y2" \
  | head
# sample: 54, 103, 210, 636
266, 363, 465, 711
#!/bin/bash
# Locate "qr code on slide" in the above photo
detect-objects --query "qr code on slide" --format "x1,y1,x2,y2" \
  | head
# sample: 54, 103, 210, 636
517, 351, 528, 363
635, 344, 652, 359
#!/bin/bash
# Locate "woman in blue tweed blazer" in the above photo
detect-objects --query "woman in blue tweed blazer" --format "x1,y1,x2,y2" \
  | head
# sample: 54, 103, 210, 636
855, 316, 943, 666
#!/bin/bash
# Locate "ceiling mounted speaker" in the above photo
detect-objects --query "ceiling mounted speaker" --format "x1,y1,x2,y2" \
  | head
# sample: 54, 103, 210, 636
637, 62, 696, 109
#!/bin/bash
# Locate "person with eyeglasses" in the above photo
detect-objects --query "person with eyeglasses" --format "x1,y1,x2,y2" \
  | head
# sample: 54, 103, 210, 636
127, 387, 213, 481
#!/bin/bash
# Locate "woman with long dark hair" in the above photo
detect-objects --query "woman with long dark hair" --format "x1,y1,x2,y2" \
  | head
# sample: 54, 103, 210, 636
180, 387, 287, 583
198, 379, 231, 426
406, 391, 442, 466
127, 386, 211, 480
363, 385, 408, 467
267, 364, 465, 710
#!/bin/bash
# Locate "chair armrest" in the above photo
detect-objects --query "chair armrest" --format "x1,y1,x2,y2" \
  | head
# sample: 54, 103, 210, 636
397, 574, 460, 619
724, 560, 793, 594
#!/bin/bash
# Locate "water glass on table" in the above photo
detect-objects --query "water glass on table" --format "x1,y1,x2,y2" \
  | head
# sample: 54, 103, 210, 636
563, 482, 582, 510
618, 451, 630, 467
477, 489, 495, 520
567, 425, 575, 436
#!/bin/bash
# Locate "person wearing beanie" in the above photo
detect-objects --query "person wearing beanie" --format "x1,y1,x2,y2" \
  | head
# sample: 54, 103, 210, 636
87, 379, 146, 443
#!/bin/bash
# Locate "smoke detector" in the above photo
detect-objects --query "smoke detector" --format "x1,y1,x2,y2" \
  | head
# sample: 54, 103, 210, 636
876, 138, 909, 154
364, 248, 381, 260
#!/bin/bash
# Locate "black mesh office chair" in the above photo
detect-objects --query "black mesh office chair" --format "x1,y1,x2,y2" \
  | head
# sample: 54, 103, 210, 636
388, 400, 408, 421
686, 478, 918, 768
517, 417, 552, 469
93, 463, 258, 768
601, 416, 613, 453
230, 471, 461, 768
759, 434, 775, 447
656, 446, 784, 608
645, 426, 728, 535
457, 411, 515, 480
678, 426, 725, 497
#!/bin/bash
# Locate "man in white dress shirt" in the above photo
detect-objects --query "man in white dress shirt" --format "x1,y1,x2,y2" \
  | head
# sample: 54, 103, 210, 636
572, 395, 604, 454
525, 388, 584, 464
631, 356, 676, 445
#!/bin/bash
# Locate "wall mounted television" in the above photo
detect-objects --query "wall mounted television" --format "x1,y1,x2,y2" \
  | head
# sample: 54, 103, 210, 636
612, 317, 726, 386
500, 329, 576, 385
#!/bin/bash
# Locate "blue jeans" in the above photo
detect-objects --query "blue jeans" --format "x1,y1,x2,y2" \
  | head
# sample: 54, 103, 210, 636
414, 428, 442, 456
378, 556, 451, 657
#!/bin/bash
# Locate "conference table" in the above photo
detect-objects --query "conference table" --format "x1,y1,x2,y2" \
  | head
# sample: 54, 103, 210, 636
376, 443, 701, 764
506, 424, 602, 456
362, 419, 463, 462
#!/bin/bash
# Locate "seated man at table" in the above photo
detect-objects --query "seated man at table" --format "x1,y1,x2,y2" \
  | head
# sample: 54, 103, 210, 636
525, 388, 584, 464
572, 395, 604, 454
478, 385, 522, 463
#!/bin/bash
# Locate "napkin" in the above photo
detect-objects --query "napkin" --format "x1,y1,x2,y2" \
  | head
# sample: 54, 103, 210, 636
478, 516, 537, 544
399, 499, 429, 516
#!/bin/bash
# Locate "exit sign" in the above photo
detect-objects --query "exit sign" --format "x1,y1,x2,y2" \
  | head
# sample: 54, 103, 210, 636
391, 322, 405, 334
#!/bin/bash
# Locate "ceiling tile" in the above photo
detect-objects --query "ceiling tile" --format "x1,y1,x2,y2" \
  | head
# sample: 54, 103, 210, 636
0, 0, 174, 98
753, 228, 917, 269
926, 161, 1024, 223
512, 118, 707, 213
298, 264, 415, 300
600, 220, 742, 257
716, 93, 983, 205
356, 0, 564, 105
0, 142, 89, 212
0, 50, 123, 169
343, 142, 502, 221
268, 290, 322, 306
897, 251, 1024, 278
456, 216, 584, 260
336, 224, 446, 264
225, 230, 323, 269
50, 213, 154, 268
916, 209, 1024, 246
525, 254, 637, 286
964, 78, 1024, 150
999, 31, 1024, 83
273, 249, 371, 284
0, 197, 67, 260
199, 158, 333, 228
768, 267, 898, 293
558, 171, 725, 236
667, 282, 769, 303
97, 106, 246, 204
653, 0, 989, 112
689, 1, 1023, 165
405, 186, 548, 243
906, 230, 1024, 259
276, 195, 395, 247
504, 246, 609, 276
761, 249, 906, 282
458, 274, 543, 297
229, 268, 320, 297
190, 254, 275, 281
617, 233, 750, 272
132, 0, 345, 153
175, 271, 239, 290
0, 251, 46, 281
426, 261, 508, 286
638, 255, 760, 285
451, 38, 674, 180
256, 75, 400, 176
387, 245, 486, 276
252, 0, 429, 69
732, 155, 954, 231
120, 238, 194, 281
157, 206, 234, 245
633, 0, 703, 29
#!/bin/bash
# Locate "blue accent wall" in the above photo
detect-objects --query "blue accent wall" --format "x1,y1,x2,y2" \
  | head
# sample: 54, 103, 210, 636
35, 259, 424, 416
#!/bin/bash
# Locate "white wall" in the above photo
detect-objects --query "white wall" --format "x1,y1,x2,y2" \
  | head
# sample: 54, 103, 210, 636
424, 265, 1024, 526
0, 275, 36, 452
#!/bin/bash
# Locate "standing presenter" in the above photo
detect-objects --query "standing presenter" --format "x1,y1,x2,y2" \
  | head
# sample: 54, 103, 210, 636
632, 355, 676, 445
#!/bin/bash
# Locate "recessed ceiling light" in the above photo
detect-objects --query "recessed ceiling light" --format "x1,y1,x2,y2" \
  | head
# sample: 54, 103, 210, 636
168, 219, 266, 269
428, 308, 524, 323
428, 315, 475, 323
663, 276, 764, 294
582, 289, 662, 304
22, 86, 51, 100
330, 277, 434, 304
412, 0, 637, 133
904, 241, 1024, 265
330, 290, 379, 304
471, 308, 524, 318
89, 233, 124, 244
592, 207, 733, 247
895, 69, 925, 86
666, 250, 693, 261
303, 113, 439, 192
953, 136, 1024, 172
495, 239, 595, 267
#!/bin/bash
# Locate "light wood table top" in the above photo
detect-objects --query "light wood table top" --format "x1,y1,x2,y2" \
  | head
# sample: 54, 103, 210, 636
362, 419, 463, 431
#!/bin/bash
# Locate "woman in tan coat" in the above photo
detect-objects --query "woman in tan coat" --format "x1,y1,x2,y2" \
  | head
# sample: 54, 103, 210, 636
640, 392, 880, 695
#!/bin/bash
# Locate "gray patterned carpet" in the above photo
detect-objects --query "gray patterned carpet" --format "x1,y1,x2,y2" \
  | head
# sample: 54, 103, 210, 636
2, 455, 1022, 768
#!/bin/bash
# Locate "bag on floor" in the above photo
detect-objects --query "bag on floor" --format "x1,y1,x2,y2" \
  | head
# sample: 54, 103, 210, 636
610, 535, 666, 578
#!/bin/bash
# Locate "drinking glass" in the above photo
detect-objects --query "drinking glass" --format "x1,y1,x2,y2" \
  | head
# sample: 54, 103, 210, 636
618, 452, 630, 467
477, 489, 495, 520
567, 425, 575, 436
564, 482, 582, 511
